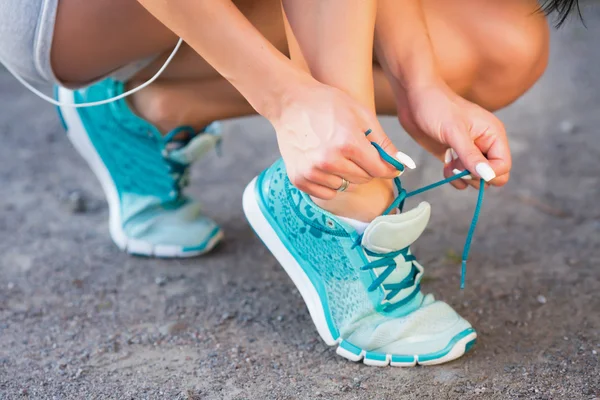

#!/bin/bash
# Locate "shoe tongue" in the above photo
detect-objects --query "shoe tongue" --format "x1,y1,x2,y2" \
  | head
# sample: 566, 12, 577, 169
361, 202, 431, 253
165, 127, 221, 165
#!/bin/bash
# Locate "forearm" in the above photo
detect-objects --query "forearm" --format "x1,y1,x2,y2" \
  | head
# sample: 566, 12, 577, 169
136, 0, 309, 119
282, 0, 377, 111
375, 0, 439, 92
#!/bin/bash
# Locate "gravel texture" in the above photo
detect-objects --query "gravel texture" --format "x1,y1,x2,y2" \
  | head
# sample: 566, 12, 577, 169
0, 6, 599, 400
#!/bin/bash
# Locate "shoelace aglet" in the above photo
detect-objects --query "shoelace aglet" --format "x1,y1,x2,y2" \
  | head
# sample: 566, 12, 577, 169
460, 260, 467, 290
459, 179, 486, 289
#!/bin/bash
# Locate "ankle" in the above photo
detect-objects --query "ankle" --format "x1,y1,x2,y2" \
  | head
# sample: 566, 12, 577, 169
313, 179, 395, 222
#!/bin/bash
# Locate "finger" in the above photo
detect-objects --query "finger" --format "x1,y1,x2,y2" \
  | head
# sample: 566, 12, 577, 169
443, 127, 497, 183
443, 164, 469, 190
304, 169, 357, 190
348, 142, 401, 179
445, 156, 489, 190
313, 156, 372, 184
490, 172, 510, 187
464, 134, 511, 187
472, 124, 512, 181
291, 176, 338, 200
355, 126, 404, 179
451, 168, 492, 190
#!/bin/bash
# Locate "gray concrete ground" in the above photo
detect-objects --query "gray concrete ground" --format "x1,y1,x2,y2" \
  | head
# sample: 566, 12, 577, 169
1, 5, 599, 400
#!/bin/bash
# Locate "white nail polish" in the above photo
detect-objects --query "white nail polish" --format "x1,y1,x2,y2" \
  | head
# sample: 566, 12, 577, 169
444, 149, 453, 164
453, 168, 473, 180
475, 163, 496, 182
396, 151, 416, 169
451, 149, 459, 160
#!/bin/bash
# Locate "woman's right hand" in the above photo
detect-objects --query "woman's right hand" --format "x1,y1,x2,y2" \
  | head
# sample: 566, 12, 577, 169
270, 82, 401, 200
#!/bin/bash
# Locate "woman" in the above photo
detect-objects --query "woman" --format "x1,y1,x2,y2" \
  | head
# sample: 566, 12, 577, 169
0, 0, 575, 365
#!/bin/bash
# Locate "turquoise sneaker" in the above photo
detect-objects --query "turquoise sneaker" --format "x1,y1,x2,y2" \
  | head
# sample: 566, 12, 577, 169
243, 157, 478, 367
55, 79, 223, 257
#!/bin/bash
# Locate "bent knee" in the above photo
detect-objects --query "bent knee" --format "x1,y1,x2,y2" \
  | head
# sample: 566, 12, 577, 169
469, 13, 550, 110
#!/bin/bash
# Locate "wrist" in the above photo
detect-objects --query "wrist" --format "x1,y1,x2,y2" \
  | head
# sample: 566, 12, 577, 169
387, 54, 442, 92
250, 63, 316, 122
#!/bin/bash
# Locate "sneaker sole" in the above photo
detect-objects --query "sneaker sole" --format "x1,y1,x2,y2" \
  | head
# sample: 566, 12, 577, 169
56, 87, 222, 258
243, 176, 476, 366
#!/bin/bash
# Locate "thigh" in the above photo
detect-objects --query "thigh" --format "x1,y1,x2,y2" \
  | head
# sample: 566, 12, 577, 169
51, 0, 287, 85
51, 0, 176, 84
422, 0, 549, 109
134, 0, 287, 81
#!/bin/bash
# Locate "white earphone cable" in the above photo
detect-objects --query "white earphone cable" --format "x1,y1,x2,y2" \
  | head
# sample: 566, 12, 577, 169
0, 38, 183, 108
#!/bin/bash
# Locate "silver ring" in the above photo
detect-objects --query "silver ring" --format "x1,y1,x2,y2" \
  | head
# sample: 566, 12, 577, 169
337, 178, 350, 192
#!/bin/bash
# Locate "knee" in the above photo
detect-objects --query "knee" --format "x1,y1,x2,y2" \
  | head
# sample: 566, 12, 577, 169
470, 15, 550, 110
494, 16, 550, 89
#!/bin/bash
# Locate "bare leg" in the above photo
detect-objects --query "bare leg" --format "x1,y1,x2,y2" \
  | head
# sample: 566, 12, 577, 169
282, 0, 397, 222
374, 0, 549, 114
51, 0, 547, 137
126, 77, 256, 132
51, 0, 286, 133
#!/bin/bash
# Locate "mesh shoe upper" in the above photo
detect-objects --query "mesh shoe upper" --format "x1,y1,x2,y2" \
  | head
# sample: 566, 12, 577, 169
256, 159, 472, 353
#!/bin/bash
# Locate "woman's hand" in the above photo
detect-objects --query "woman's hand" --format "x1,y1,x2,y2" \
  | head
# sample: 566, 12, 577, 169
396, 81, 512, 189
271, 82, 401, 199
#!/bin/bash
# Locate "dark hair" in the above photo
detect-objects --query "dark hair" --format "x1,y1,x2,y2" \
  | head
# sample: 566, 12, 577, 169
541, 0, 582, 27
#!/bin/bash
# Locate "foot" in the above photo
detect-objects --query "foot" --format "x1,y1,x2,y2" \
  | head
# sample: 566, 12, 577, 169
55, 79, 223, 257
243, 159, 476, 366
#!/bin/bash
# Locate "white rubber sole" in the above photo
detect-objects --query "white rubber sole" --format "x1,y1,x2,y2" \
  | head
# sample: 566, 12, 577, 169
57, 87, 222, 258
243, 177, 337, 346
335, 331, 477, 367
243, 176, 477, 367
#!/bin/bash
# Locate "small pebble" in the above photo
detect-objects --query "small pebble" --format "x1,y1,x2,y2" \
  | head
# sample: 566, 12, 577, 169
593, 350, 597, 355
559, 120, 576, 134
159, 321, 188, 336
7, 282, 14, 290
537, 295, 547, 304
220, 312, 235, 323
564, 336, 569, 341
63, 190, 87, 214
155, 276, 168, 287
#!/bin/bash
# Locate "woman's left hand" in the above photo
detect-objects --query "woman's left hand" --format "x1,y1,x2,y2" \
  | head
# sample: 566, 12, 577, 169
395, 80, 512, 189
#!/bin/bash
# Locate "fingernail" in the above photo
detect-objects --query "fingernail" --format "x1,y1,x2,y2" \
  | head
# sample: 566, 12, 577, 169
453, 168, 473, 180
475, 163, 496, 182
451, 149, 458, 160
444, 149, 453, 164
396, 151, 416, 169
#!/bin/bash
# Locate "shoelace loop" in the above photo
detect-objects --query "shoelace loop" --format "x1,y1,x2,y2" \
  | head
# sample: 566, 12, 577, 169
162, 126, 222, 197
361, 129, 485, 294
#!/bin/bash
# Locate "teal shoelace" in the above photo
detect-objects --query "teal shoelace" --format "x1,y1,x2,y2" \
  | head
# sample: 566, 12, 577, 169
352, 130, 484, 306
162, 126, 198, 195
162, 125, 222, 197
